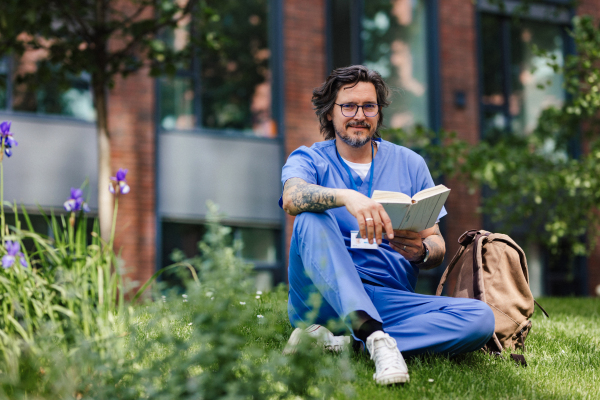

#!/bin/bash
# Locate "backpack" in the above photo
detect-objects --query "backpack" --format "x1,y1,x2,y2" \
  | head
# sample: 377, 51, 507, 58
436, 229, 548, 362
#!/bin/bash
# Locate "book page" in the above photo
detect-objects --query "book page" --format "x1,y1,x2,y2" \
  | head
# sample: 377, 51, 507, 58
380, 203, 411, 229
411, 184, 450, 202
400, 188, 450, 232
372, 190, 412, 204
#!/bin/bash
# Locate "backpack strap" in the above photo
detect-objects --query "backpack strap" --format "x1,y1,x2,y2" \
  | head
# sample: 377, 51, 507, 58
436, 229, 483, 296
534, 300, 550, 318
435, 245, 465, 296
472, 231, 490, 302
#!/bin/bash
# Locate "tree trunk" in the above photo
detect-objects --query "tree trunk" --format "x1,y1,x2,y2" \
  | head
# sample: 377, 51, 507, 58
93, 77, 113, 242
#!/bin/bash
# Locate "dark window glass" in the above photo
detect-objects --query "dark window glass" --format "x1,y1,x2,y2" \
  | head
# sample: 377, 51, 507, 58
480, 14, 565, 137
160, 0, 275, 138
509, 20, 564, 134
330, 0, 353, 70
363, 0, 429, 129
479, 13, 575, 295
162, 221, 279, 264
481, 14, 504, 107
11, 55, 95, 121
0, 57, 7, 109
161, 221, 280, 290
159, 76, 195, 130
237, 227, 279, 263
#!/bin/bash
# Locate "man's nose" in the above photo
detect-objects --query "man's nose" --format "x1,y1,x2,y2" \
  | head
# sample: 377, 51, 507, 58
354, 106, 367, 120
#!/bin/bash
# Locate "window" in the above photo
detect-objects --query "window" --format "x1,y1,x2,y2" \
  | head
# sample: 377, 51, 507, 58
329, 0, 432, 130
478, 4, 583, 296
363, 0, 430, 129
0, 55, 95, 121
479, 3, 569, 139
159, 0, 275, 138
0, 58, 8, 110
161, 220, 281, 290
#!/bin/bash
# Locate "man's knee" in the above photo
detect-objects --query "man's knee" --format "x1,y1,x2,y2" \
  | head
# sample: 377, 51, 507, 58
466, 300, 495, 345
293, 210, 337, 234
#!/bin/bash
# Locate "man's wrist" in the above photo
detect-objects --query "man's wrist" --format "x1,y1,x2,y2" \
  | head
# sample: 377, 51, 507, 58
411, 243, 429, 265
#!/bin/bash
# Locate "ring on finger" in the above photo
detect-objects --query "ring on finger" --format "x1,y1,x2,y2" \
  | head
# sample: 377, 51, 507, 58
403, 245, 406, 251
365, 218, 374, 222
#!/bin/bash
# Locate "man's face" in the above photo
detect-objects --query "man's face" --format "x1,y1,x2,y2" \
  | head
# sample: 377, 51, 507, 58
327, 81, 379, 148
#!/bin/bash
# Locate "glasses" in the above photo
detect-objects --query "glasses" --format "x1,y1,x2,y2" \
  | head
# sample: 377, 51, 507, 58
335, 103, 381, 118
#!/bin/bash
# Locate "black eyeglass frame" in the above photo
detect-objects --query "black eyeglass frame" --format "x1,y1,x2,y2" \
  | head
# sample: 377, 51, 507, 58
334, 103, 381, 118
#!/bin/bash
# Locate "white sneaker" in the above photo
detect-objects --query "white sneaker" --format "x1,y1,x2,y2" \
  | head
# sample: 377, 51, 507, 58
282, 324, 350, 355
366, 331, 410, 385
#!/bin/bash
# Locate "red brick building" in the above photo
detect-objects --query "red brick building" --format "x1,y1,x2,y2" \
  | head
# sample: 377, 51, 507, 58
1, 0, 598, 296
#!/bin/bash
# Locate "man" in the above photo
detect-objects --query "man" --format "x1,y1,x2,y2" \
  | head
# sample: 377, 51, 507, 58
279, 65, 494, 385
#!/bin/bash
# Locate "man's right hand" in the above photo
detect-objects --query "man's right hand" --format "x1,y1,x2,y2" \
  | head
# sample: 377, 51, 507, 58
339, 190, 394, 244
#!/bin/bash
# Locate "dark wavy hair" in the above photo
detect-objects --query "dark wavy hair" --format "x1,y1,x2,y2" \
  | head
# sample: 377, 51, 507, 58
312, 65, 390, 140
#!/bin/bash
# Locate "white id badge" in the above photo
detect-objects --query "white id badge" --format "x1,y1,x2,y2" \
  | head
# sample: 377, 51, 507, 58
350, 231, 379, 249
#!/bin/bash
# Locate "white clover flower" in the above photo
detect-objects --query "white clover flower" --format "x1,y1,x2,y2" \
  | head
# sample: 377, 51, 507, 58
428, 379, 434, 383
257, 315, 264, 318
188, 322, 193, 326
182, 294, 188, 298
256, 296, 260, 299
256, 291, 263, 295
240, 302, 246, 305
206, 291, 213, 297
211, 297, 214, 300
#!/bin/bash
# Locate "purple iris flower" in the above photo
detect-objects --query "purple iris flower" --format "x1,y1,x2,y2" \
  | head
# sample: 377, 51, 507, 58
109, 168, 130, 195
0, 121, 18, 158
2, 241, 27, 269
63, 187, 90, 212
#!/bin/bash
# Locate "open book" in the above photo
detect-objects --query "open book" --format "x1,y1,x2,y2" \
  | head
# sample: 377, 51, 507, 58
372, 185, 450, 232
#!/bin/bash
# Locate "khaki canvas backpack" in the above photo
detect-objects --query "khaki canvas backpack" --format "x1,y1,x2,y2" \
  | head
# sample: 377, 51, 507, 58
436, 230, 548, 359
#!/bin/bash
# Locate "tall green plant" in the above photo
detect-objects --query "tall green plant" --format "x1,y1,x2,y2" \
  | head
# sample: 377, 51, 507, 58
0, 123, 129, 343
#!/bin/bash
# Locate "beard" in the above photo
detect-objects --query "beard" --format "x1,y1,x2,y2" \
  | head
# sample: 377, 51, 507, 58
335, 121, 375, 148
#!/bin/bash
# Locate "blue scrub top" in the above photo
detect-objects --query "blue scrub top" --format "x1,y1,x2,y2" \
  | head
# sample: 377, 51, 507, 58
279, 138, 447, 292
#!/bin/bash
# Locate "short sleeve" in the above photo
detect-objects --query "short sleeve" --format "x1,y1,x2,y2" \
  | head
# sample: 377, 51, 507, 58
415, 156, 448, 221
278, 146, 320, 208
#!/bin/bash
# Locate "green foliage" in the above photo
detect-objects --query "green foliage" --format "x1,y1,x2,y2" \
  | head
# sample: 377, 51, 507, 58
197, 0, 270, 130
383, 16, 600, 257
0, 203, 354, 399
0, 204, 122, 343
0, 0, 212, 85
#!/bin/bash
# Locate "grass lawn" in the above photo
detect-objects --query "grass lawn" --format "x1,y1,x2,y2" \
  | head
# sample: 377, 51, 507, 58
252, 289, 600, 400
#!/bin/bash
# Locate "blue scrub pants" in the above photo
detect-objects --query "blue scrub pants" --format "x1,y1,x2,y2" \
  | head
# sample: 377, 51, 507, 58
288, 210, 495, 357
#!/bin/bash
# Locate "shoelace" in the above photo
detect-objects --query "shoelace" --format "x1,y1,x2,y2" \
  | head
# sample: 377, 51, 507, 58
371, 336, 404, 372
307, 325, 346, 351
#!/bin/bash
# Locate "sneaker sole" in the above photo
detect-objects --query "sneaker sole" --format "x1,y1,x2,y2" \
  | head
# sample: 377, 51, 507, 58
374, 372, 410, 385
282, 328, 303, 355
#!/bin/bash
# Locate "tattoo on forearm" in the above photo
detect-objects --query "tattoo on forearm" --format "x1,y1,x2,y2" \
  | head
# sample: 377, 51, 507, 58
418, 224, 446, 270
283, 178, 338, 215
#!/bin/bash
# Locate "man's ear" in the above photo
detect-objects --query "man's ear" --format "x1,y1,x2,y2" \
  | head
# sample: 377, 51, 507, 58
327, 113, 332, 122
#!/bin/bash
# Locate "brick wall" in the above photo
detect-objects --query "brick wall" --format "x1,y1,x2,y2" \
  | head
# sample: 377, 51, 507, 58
578, 0, 600, 296
107, 68, 156, 291
438, 0, 482, 290
283, 0, 328, 278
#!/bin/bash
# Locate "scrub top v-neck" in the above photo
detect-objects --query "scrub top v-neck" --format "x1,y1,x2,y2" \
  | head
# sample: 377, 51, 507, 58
336, 141, 375, 198
279, 138, 447, 292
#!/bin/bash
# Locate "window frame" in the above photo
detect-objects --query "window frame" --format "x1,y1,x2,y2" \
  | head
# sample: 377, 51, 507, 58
155, 0, 282, 141
326, 0, 442, 133
475, 1, 588, 296
0, 55, 96, 123
476, 0, 574, 138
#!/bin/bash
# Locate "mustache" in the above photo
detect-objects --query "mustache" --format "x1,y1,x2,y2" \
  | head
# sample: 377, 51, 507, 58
346, 121, 372, 129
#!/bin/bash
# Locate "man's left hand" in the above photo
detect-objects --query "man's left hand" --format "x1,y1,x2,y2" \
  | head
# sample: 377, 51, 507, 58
388, 229, 425, 262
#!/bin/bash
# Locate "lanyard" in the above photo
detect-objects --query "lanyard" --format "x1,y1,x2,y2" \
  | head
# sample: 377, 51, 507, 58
336, 141, 375, 197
